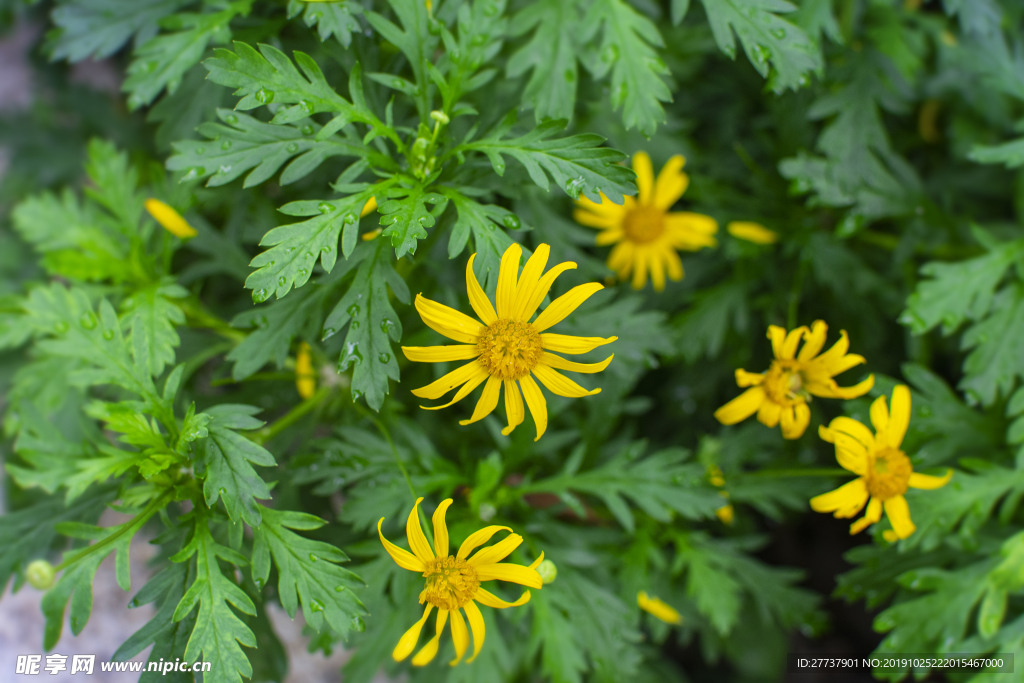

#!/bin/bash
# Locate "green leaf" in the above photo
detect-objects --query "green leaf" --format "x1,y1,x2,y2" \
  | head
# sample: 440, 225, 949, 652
671, 0, 691, 24
960, 285, 1024, 407
680, 542, 743, 634
251, 507, 366, 637
148, 65, 230, 151
525, 443, 723, 532
507, 0, 580, 122
699, 0, 821, 92
365, 0, 437, 115
287, 0, 361, 47
793, 0, 841, 45
122, 281, 187, 378
172, 520, 256, 683
83, 138, 146, 233
166, 108, 367, 188
464, 118, 635, 204
673, 281, 749, 363
531, 583, 588, 683
901, 235, 1024, 335
323, 239, 408, 411
376, 183, 448, 259
124, 1, 254, 109
440, 189, 517, 297
196, 405, 276, 526
245, 187, 378, 302
582, 0, 672, 136
942, 0, 1002, 36
48, 0, 188, 62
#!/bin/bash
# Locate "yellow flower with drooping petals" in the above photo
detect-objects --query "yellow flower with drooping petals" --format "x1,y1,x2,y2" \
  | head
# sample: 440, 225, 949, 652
401, 243, 616, 441
811, 385, 952, 539
295, 342, 315, 399
573, 152, 718, 291
146, 198, 196, 238
637, 591, 682, 625
378, 498, 543, 667
714, 320, 874, 439
727, 221, 778, 244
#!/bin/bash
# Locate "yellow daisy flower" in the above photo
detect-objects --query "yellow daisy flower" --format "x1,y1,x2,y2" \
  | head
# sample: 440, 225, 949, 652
295, 342, 316, 399
714, 320, 874, 439
810, 385, 953, 539
637, 591, 682, 625
401, 243, 617, 441
573, 152, 718, 291
378, 498, 543, 667
145, 198, 196, 238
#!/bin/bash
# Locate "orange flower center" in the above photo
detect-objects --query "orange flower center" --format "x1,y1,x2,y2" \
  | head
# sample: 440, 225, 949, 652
763, 359, 809, 407
623, 205, 665, 244
866, 447, 912, 500
421, 556, 479, 610
476, 319, 543, 380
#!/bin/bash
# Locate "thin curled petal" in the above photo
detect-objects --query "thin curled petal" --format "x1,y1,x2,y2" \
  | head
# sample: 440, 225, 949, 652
633, 151, 654, 203
393, 605, 433, 661
449, 608, 469, 666
467, 533, 523, 567
909, 470, 953, 490
466, 254, 497, 325
825, 417, 875, 450
502, 380, 525, 436
460, 376, 502, 426
652, 155, 688, 209
532, 283, 604, 332
541, 333, 617, 354
850, 497, 883, 534
419, 367, 488, 411
528, 552, 545, 570
736, 369, 765, 387
540, 352, 613, 374
473, 587, 531, 609
496, 244, 522, 319
432, 499, 453, 559
402, 345, 479, 363
463, 600, 486, 663
415, 294, 485, 344
378, 518, 426, 572
457, 526, 513, 560
781, 326, 809, 360
780, 403, 811, 439
533, 365, 601, 398
714, 387, 765, 425
512, 244, 550, 319
798, 320, 828, 360
883, 385, 912, 449
412, 610, 449, 666
519, 374, 548, 441
406, 498, 435, 564
870, 394, 890, 435
411, 361, 487, 401
810, 478, 869, 519
767, 325, 787, 359
520, 262, 577, 321
757, 400, 782, 428
883, 495, 916, 539
476, 563, 544, 588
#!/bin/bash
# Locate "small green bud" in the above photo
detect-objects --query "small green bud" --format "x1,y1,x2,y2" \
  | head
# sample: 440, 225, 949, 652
537, 559, 557, 584
26, 559, 56, 590
430, 110, 450, 125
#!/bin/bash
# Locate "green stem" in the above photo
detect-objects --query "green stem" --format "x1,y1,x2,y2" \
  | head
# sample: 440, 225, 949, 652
55, 492, 170, 572
180, 298, 246, 343
251, 386, 331, 445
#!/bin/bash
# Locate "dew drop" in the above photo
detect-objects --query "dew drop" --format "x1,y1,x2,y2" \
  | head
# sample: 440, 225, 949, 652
601, 44, 620, 64
297, 269, 309, 279
378, 353, 391, 363
255, 88, 275, 104
298, 100, 313, 115
319, 202, 336, 214
221, 140, 233, 150
278, 276, 288, 287
339, 342, 363, 371
564, 68, 576, 83
54, 321, 69, 334
334, 585, 346, 592
225, 114, 239, 125
321, 245, 333, 254
347, 303, 360, 317
102, 329, 115, 340
310, 598, 325, 613
286, 142, 300, 153
79, 312, 97, 330
342, 213, 357, 225
309, 553, 319, 562
218, 164, 232, 175
772, 28, 786, 39
563, 176, 586, 200
380, 318, 395, 334
503, 214, 521, 229
253, 288, 270, 303
302, 124, 314, 135
611, 82, 629, 108
493, 160, 505, 174
254, 578, 264, 590
181, 167, 205, 181
321, 327, 336, 341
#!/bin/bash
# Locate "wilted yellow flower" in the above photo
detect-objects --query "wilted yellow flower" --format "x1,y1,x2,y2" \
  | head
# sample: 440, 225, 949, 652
811, 385, 952, 539
637, 591, 682, 625
715, 321, 874, 439
145, 198, 196, 238
401, 243, 616, 441
378, 498, 543, 666
295, 342, 316, 399
727, 221, 778, 244
573, 152, 717, 291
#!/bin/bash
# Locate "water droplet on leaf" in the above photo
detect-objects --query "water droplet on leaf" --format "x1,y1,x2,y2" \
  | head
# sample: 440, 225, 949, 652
79, 312, 97, 330
102, 329, 115, 340
378, 353, 390, 363
255, 88, 274, 104
503, 214, 521, 229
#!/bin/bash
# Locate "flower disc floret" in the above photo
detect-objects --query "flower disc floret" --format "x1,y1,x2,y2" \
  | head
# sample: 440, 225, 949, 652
476, 319, 543, 380
422, 556, 480, 611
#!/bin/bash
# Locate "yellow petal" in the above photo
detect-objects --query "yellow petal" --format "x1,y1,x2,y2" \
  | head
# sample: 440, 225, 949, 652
393, 605, 433, 661
850, 497, 883, 534
637, 591, 683, 625
574, 207, 622, 229
631, 248, 649, 290
735, 369, 765, 387
810, 478, 869, 518
511, 244, 550, 319
467, 533, 523, 567
665, 212, 719, 250
540, 352, 613, 374
798, 320, 828, 360
463, 600, 486, 663
502, 379, 524, 436
883, 385, 911, 449
607, 241, 634, 279
415, 294, 485, 344
814, 330, 850, 367
406, 498, 435, 563
360, 196, 378, 217
823, 374, 874, 399
652, 155, 688, 210
833, 434, 868, 475
595, 228, 624, 245
757, 399, 782, 428
466, 254, 497, 325
781, 326, 808, 360
883, 495, 916, 539
420, 368, 488, 411
650, 251, 667, 292
532, 283, 604, 332
412, 610, 449, 667
532, 365, 601, 398
496, 243, 522, 319
664, 247, 684, 281
146, 198, 196, 238
633, 151, 654, 204
378, 518, 426, 572
528, 552, 545, 570
870, 393, 889, 435
574, 192, 627, 221
781, 403, 811, 439
519, 374, 548, 441
475, 563, 544, 588
449, 608, 469, 666
714, 386, 766, 425
411, 361, 487, 401
767, 325, 787, 359
432, 499, 453, 559
540, 334, 617, 355
726, 221, 778, 244
519, 262, 577, 321
402, 345, 479, 363
909, 469, 953, 490
457, 526, 512, 560
473, 587, 531, 609
295, 342, 316, 399
825, 417, 875, 450
459, 376, 502, 426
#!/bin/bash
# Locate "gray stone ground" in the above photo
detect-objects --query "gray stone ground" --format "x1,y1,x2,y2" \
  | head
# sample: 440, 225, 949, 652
0, 21, 385, 683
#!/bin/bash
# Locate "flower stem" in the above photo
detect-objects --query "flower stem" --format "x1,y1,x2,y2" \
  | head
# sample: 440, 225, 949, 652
54, 492, 170, 573
252, 386, 331, 445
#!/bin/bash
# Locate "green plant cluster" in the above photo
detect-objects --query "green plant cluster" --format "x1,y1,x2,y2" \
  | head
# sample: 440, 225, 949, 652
2, 0, 1024, 681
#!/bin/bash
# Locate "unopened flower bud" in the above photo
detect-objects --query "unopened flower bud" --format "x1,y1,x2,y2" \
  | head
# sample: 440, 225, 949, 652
26, 559, 55, 590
